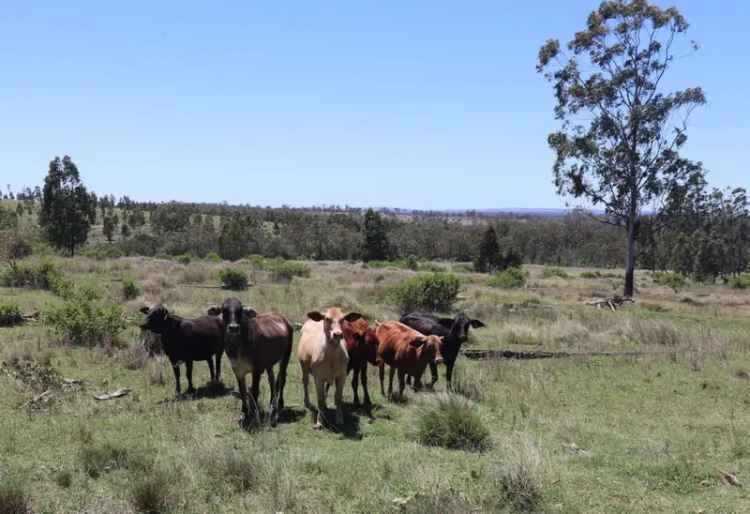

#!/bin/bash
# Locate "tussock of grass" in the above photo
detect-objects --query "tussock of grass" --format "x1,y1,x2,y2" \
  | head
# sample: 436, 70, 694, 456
205, 446, 264, 493
0, 471, 30, 514
416, 394, 491, 452
129, 465, 177, 514
80, 440, 151, 478
492, 436, 546, 513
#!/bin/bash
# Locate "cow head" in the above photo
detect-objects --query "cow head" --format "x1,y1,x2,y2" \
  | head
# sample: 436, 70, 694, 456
439, 313, 486, 345
342, 317, 378, 360
307, 307, 362, 345
410, 334, 445, 364
139, 304, 171, 334
207, 298, 257, 345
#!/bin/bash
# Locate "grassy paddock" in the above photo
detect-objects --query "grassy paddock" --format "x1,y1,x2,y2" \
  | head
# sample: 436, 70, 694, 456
1, 258, 749, 512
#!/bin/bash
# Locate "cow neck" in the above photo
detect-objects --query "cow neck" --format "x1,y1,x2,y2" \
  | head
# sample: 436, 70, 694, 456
164, 315, 183, 336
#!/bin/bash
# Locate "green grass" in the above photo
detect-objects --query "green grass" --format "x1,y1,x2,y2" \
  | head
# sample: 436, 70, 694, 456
0, 258, 749, 512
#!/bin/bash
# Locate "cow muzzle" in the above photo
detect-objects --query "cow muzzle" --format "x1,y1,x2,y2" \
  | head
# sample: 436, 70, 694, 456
227, 323, 240, 335
434, 356, 444, 364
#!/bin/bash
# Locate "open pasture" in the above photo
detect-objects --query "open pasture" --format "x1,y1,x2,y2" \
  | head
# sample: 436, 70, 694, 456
1, 258, 749, 513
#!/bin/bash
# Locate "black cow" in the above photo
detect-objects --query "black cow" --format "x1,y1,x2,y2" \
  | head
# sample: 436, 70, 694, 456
399, 312, 485, 389
207, 298, 293, 426
139, 304, 224, 396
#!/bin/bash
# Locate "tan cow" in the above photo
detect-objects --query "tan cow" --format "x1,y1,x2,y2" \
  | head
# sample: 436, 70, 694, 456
297, 307, 362, 429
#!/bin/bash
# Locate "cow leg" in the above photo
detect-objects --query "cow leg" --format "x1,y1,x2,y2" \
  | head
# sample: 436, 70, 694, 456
313, 376, 327, 429
250, 371, 262, 422
334, 374, 345, 425
171, 364, 181, 396
351, 368, 360, 406
236, 374, 249, 420
215, 350, 223, 384
388, 366, 396, 401
276, 362, 287, 413
429, 362, 439, 389
207, 358, 215, 384
397, 369, 406, 400
445, 361, 455, 391
266, 367, 278, 425
185, 360, 195, 394
301, 365, 312, 409
379, 364, 386, 397
361, 363, 372, 408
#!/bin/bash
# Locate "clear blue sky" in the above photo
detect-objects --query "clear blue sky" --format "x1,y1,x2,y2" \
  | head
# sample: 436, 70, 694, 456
2, 1, 747, 210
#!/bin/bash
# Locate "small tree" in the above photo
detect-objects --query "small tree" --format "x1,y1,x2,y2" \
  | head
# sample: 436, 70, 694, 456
39, 156, 96, 256
120, 223, 131, 239
537, 1, 706, 297
103, 213, 119, 243
362, 208, 390, 261
475, 226, 501, 273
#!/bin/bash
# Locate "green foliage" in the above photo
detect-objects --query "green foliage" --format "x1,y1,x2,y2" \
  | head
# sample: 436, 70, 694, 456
0, 258, 61, 289
416, 394, 491, 452
388, 272, 460, 313
122, 277, 141, 300
580, 271, 602, 279
362, 208, 390, 261
80, 440, 151, 479
405, 254, 419, 271
475, 226, 501, 273
726, 274, 750, 290
39, 156, 96, 256
218, 215, 263, 261
80, 243, 124, 260
652, 271, 687, 292
219, 267, 249, 290
0, 301, 23, 327
205, 251, 222, 262
44, 283, 126, 346
267, 259, 310, 282
0, 470, 30, 514
102, 213, 119, 242
541, 266, 569, 279
451, 263, 474, 273
175, 254, 192, 265
487, 267, 528, 289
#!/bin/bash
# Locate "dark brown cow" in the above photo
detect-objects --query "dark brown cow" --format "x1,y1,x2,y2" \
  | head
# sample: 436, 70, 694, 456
139, 304, 224, 396
341, 317, 379, 408
374, 321, 444, 401
208, 298, 293, 426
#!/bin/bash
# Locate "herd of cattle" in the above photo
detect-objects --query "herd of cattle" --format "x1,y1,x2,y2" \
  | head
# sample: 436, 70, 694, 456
139, 299, 485, 428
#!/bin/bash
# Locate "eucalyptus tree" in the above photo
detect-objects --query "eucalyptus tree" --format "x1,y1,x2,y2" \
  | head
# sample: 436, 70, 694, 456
537, 0, 706, 296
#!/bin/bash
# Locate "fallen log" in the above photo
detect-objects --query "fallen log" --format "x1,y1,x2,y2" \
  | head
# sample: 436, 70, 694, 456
586, 296, 634, 311
461, 348, 663, 360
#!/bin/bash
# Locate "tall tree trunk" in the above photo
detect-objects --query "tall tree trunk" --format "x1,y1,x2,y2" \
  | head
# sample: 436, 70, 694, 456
624, 220, 636, 297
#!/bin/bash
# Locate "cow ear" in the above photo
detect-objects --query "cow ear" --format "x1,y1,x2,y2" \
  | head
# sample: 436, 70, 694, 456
307, 311, 325, 322
438, 318, 455, 329
343, 312, 363, 323
244, 308, 258, 319
409, 337, 426, 348
206, 307, 221, 316
139, 306, 150, 314
470, 319, 486, 329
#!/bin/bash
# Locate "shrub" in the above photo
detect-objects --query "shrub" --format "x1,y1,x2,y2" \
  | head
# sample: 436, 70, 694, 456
122, 277, 141, 300
0, 471, 30, 514
54, 468, 73, 489
487, 267, 528, 289
726, 274, 750, 290
416, 394, 490, 452
652, 271, 687, 292
267, 260, 310, 283
205, 252, 222, 262
405, 255, 419, 271
80, 440, 150, 478
0, 301, 23, 327
388, 272, 461, 313
494, 438, 545, 512
0, 258, 61, 289
129, 465, 176, 514
44, 284, 127, 346
541, 266, 569, 279
451, 263, 474, 273
418, 262, 446, 273
219, 268, 249, 290
175, 253, 192, 265
580, 271, 602, 279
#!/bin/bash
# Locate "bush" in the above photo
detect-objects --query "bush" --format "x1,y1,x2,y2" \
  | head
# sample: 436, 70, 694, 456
44, 284, 127, 346
205, 252, 222, 263
0, 471, 30, 514
416, 394, 491, 452
541, 266, 569, 279
219, 268, 249, 290
388, 272, 461, 313
129, 465, 177, 514
267, 260, 310, 283
580, 271, 602, 279
451, 263, 474, 273
0, 301, 23, 327
652, 271, 687, 292
0, 258, 61, 289
405, 255, 419, 271
487, 267, 528, 289
122, 277, 141, 300
726, 274, 750, 290
175, 254, 192, 265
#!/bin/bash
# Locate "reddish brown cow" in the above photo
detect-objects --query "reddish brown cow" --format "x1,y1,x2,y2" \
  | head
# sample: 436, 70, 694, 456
375, 321, 444, 401
341, 317, 379, 408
